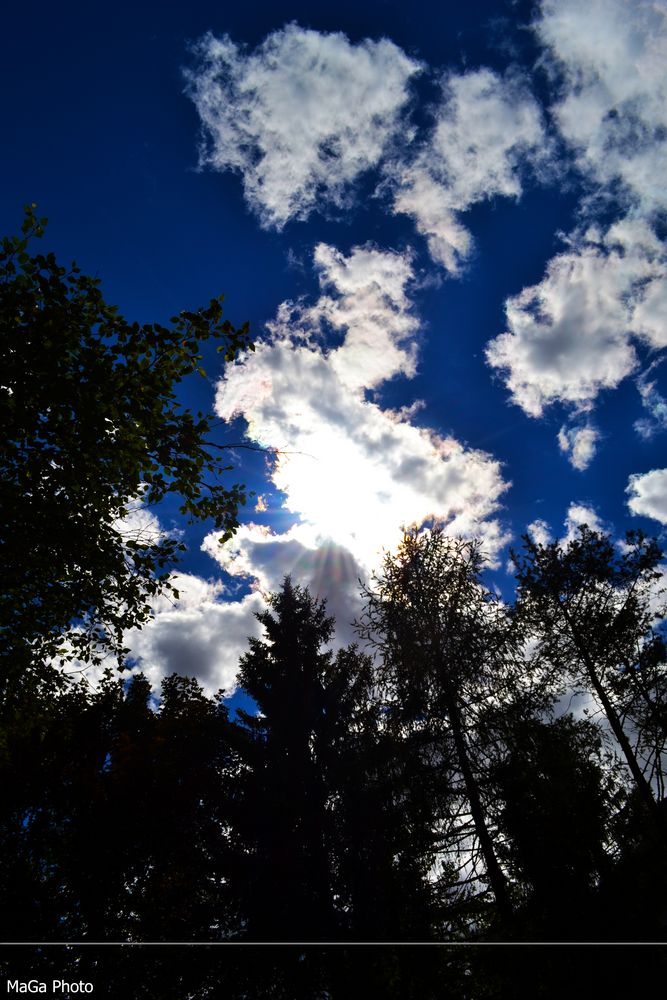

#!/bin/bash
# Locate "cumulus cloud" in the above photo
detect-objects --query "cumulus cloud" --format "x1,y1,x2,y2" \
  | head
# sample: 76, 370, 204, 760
56, 572, 264, 698
185, 28, 546, 271
626, 468, 667, 525
535, 0, 667, 216
299, 242, 420, 391
123, 573, 265, 697
486, 218, 667, 417
486, 1, 667, 428
207, 242, 510, 636
202, 525, 365, 648
96, 502, 264, 695
185, 24, 421, 229
388, 68, 546, 273
557, 422, 600, 471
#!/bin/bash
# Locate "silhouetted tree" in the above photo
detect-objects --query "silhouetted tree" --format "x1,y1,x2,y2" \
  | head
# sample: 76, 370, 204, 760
328, 646, 448, 941
359, 527, 519, 926
489, 710, 613, 938
513, 526, 667, 840
232, 577, 445, 942
232, 579, 342, 940
0, 670, 242, 941
596, 786, 667, 939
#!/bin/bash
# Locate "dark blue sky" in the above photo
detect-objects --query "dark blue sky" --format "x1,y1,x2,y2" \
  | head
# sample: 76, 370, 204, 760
4, 0, 666, 692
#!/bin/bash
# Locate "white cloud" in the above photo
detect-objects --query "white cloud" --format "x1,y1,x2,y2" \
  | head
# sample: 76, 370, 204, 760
123, 573, 265, 697
185, 24, 421, 229
485, 2, 667, 428
486, 219, 667, 417
100, 503, 264, 695
557, 422, 600, 471
535, 0, 667, 215
303, 242, 420, 391
390, 167, 473, 275
626, 468, 667, 525
563, 502, 605, 543
216, 242, 509, 569
389, 68, 546, 273
207, 242, 510, 635
55, 572, 264, 697
112, 492, 165, 546
527, 518, 552, 547
523, 507, 604, 551
202, 525, 365, 648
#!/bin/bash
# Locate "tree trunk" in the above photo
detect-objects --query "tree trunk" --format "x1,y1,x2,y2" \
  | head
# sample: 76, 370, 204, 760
561, 605, 666, 842
446, 689, 513, 922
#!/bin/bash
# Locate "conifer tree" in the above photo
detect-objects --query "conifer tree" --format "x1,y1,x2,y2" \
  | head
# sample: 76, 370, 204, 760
489, 710, 612, 938
233, 577, 444, 941
233, 579, 346, 940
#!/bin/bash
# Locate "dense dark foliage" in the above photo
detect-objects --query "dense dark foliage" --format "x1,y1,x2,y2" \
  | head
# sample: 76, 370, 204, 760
2, 531, 667, 992
3, 531, 666, 934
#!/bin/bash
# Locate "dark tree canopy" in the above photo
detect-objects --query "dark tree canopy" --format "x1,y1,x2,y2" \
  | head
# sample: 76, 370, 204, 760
490, 712, 613, 936
2, 553, 667, 993
0, 668, 242, 942
233, 579, 344, 941
0, 206, 253, 682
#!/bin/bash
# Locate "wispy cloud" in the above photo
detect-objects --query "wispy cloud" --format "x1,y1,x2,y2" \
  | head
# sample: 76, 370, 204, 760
535, 0, 667, 217
635, 359, 667, 439
557, 422, 599, 471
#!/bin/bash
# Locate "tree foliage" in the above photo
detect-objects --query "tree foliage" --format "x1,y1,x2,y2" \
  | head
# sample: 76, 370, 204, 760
2, 530, 667, 991
0, 668, 242, 942
1, 205, 253, 681
490, 711, 613, 936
